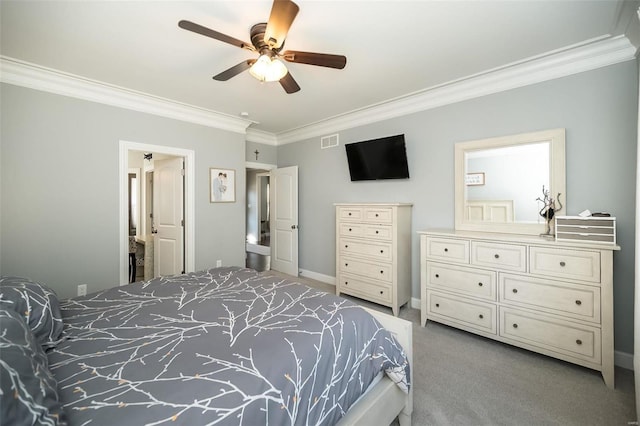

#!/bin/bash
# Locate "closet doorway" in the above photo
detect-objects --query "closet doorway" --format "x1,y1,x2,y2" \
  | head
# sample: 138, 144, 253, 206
246, 165, 274, 271
245, 163, 298, 276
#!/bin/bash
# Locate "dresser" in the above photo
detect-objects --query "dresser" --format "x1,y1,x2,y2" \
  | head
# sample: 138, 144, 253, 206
335, 203, 412, 316
419, 229, 619, 388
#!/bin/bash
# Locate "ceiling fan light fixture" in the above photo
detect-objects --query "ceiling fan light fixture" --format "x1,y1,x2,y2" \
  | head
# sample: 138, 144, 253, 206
249, 54, 288, 82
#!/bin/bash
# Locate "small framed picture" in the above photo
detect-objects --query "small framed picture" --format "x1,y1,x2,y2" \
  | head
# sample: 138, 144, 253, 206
465, 172, 485, 186
210, 168, 236, 203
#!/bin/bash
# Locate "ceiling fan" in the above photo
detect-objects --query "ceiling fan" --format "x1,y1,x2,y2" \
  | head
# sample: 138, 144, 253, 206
178, 0, 346, 94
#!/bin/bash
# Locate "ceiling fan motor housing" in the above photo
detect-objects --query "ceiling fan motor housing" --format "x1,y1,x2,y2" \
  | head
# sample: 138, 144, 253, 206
250, 23, 282, 57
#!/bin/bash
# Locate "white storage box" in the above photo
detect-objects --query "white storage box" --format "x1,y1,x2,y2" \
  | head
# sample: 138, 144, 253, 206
555, 216, 616, 244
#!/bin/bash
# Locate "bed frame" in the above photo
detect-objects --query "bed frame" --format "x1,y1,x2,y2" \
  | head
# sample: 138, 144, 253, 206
336, 308, 413, 426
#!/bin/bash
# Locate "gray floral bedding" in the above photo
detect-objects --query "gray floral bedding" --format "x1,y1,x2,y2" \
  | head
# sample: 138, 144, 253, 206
47, 267, 410, 425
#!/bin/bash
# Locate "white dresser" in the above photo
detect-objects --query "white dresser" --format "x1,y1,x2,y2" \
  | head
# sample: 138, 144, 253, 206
335, 203, 412, 316
419, 229, 619, 388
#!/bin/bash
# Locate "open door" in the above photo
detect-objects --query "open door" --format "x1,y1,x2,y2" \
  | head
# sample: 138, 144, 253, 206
270, 166, 298, 276
153, 157, 184, 277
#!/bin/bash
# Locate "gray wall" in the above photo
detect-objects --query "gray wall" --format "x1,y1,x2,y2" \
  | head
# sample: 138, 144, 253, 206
246, 140, 277, 164
277, 60, 639, 354
1, 84, 247, 299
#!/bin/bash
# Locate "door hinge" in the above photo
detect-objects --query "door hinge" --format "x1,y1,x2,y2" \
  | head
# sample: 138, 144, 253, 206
180, 169, 185, 176
181, 219, 184, 227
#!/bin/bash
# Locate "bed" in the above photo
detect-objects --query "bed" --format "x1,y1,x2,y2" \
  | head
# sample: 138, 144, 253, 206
1, 267, 412, 425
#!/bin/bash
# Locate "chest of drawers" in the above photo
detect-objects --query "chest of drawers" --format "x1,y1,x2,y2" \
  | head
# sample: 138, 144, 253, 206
419, 229, 619, 388
336, 203, 412, 316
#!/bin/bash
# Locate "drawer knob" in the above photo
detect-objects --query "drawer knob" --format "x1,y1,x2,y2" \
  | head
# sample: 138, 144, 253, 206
575, 300, 582, 306
435, 274, 440, 278
380, 290, 384, 295
435, 303, 440, 308
380, 250, 384, 254
444, 248, 449, 252
576, 339, 583, 345
513, 323, 518, 329
349, 228, 352, 231
494, 254, 500, 259
345, 245, 348, 248
512, 289, 518, 294
380, 270, 384, 274
560, 261, 566, 267
479, 314, 484, 319
344, 281, 348, 285
345, 263, 348, 267
375, 230, 379, 234
478, 282, 483, 287
375, 213, 379, 217
348, 212, 352, 216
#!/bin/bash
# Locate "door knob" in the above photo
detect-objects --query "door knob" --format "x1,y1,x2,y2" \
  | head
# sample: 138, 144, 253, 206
291, 225, 298, 229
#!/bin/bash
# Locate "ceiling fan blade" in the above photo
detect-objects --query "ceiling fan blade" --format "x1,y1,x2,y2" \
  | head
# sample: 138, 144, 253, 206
281, 50, 346, 69
264, 0, 300, 49
279, 72, 300, 94
179, 20, 253, 51
213, 60, 255, 81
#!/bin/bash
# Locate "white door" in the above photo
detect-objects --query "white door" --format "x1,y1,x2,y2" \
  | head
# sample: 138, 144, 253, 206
270, 166, 298, 276
153, 157, 184, 277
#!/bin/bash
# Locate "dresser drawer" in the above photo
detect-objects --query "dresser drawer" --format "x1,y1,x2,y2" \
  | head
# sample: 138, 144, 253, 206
363, 207, 393, 223
529, 247, 601, 283
338, 273, 393, 304
500, 308, 601, 363
338, 207, 363, 221
425, 237, 470, 263
339, 223, 393, 241
500, 273, 600, 323
471, 241, 526, 272
427, 291, 497, 334
427, 262, 496, 301
340, 256, 392, 283
339, 238, 393, 262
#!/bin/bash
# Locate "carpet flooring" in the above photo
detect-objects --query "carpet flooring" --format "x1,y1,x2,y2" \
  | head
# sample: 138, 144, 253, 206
260, 269, 636, 426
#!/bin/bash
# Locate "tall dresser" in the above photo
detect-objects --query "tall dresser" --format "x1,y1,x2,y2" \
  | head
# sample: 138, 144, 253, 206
419, 229, 619, 388
335, 203, 412, 316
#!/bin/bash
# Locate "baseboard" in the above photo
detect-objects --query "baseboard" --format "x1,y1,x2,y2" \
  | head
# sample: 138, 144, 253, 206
615, 350, 633, 370
299, 269, 336, 285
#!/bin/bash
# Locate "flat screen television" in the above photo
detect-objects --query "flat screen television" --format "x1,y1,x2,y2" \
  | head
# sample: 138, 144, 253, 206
345, 134, 410, 181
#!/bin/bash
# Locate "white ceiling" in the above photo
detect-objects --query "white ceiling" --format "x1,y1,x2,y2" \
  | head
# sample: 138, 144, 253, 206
1, 1, 637, 136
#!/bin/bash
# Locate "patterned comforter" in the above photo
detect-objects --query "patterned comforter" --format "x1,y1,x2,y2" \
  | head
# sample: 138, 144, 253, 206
47, 267, 410, 425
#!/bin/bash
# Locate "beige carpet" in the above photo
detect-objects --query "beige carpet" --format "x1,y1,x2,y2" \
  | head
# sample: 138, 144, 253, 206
261, 270, 636, 426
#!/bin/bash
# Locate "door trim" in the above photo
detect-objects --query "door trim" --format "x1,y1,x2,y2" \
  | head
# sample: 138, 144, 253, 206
119, 140, 195, 285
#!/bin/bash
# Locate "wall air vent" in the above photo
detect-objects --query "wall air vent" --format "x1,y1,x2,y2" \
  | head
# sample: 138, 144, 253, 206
320, 134, 339, 149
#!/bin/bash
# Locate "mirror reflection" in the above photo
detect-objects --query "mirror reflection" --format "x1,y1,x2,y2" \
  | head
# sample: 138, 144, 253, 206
464, 142, 549, 223
455, 128, 566, 235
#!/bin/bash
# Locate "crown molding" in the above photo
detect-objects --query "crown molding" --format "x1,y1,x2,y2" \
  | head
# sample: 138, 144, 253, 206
275, 35, 638, 145
1, 34, 637, 145
246, 128, 278, 145
0, 56, 255, 135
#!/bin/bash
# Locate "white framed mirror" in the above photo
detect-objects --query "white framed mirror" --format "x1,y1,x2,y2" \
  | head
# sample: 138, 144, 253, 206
454, 128, 566, 235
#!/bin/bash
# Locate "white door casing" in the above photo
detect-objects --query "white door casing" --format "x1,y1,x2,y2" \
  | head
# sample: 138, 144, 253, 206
270, 166, 298, 276
153, 157, 184, 277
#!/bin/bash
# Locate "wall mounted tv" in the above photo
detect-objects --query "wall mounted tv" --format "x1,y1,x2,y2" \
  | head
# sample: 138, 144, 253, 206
345, 134, 410, 181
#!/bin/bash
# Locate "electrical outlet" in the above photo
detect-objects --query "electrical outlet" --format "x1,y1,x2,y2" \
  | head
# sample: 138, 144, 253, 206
216, 260, 222, 267
77, 284, 87, 297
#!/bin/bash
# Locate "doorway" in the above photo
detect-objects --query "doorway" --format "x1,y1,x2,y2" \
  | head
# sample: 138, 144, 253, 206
244, 163, 298, 276
119, 141, 195, 286
246, 165, 273, 271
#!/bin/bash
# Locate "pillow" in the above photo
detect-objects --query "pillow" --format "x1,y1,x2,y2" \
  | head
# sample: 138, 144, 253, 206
0, 309, 67, 425
0, 276, 64, 348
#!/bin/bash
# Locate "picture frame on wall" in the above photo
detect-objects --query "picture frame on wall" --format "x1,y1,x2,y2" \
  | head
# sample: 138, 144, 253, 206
465, 172, 485, 186
210, 168, 236, 203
